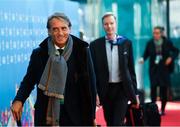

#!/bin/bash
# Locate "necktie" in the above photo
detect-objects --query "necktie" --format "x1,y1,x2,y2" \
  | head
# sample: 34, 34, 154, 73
108, 40, 118, 50
58, 49, 64, 55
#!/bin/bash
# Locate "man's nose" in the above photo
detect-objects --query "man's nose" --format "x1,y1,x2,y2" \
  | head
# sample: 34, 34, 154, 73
57, 29, 63, 35
107, 24, 111, 27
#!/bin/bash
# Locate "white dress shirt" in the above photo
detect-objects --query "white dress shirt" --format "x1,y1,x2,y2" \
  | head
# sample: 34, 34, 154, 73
105, 39, 122, 83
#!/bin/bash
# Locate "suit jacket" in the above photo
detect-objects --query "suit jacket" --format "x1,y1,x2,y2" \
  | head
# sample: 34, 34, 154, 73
13, 35, 96, 126
143, 37, 179, 86
90, 36, 137, 104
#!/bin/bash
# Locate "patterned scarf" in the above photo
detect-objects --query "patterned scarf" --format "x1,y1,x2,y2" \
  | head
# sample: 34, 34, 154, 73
154, 38, 163, 55
38, 35, 73, 125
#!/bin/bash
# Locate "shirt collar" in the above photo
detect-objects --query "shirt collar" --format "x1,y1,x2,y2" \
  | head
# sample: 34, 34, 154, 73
105, 34, 117, 41
54, 44, 65, 50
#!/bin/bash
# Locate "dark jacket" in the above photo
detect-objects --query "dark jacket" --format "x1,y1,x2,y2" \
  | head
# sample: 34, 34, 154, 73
90, 37, 138, 104
143, 37, 179, 86
13, 35, 96, 126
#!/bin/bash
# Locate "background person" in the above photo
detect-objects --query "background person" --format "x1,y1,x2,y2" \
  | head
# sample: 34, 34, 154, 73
139, 26, 179, 115
90, 12, 139, 126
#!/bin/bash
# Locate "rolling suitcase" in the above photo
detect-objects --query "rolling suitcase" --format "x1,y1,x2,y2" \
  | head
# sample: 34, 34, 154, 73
126, 102, 161, 126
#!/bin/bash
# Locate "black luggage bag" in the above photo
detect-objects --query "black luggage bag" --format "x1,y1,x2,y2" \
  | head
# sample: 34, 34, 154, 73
143, 102, 161, 126
126, 102, 161, 126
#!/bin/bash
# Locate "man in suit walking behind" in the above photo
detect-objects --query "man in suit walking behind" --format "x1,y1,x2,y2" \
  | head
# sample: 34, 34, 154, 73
90, 12, 140, 126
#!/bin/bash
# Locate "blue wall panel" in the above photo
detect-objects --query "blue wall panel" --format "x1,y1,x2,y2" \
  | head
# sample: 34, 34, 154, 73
0, 0, 79, 125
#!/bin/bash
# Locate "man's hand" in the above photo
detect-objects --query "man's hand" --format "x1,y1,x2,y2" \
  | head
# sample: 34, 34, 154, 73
131, 95, 140, 109
138, 58, 144, 64
11, 101, 23, 121
165, 57, 172, 66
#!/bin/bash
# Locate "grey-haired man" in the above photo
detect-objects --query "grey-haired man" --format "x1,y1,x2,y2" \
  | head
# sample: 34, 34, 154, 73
11, 12, 96, 126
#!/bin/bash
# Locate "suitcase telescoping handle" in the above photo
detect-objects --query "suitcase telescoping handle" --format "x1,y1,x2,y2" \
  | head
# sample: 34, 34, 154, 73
129, 108, 135, 127
129, 104, 143, 127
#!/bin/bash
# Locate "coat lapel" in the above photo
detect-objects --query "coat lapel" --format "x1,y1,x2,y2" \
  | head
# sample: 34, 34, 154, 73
118, 43, 124, 71
100, 38, 109, 74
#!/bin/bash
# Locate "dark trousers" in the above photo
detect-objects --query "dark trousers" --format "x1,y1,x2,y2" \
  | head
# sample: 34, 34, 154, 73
102, 82, 128, 126
151, 85, 168, 112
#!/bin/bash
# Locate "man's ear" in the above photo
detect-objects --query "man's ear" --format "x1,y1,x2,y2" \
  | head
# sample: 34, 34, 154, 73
48, 29, 51, 36
69, 27, 71, 33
